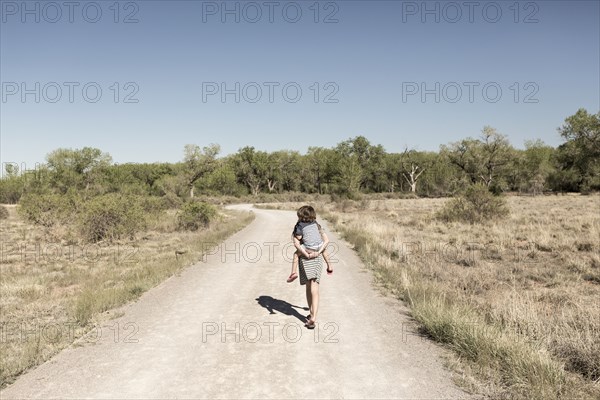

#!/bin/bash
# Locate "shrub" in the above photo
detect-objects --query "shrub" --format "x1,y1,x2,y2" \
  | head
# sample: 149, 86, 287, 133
78, 194, 146, 242
0, 205, 9, 220
138, 195, 169, 214
163, 192, 183, 209
0, 177, 24, 204
177, 201, 217, 231
436, 184, 509, 224
18, 192, 80, 227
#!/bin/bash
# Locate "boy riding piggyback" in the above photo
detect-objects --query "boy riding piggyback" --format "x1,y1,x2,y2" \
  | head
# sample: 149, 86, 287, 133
287, 205, 333, 283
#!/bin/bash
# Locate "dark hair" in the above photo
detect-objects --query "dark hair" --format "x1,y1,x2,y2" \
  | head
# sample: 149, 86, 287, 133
296, 205, 307, 220
306, 206, 317, 221
297, 205, 316, 222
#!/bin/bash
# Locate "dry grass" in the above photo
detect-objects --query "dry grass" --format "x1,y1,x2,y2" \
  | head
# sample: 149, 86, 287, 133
319, 194, 600, 399
0, 205, 254, 387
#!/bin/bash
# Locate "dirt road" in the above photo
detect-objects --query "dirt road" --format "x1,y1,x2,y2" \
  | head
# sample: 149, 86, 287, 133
1, 205, 470, 399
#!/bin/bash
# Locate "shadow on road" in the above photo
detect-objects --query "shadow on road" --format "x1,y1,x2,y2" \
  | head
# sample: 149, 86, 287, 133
255, 295, 308, 323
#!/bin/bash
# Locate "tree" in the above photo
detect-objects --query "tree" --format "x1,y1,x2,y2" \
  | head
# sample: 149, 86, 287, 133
269, 150, 302, 192
478, 126, 513, 188
304, 147, 338, 194
183, 144, 220, 198
556, 109, 600, 191
97, 162, 177, 196
335, 136, 386, 192
403, 163, 424, 193
337, 154, 363, 195
399, 149, 432, 193
522, 140, 555, 194
46, 147, 112, 193
203, 161, 244, 196
384, 153, 403, 193
333, 136, 386, 193
441, 138, 480, 184
265, 152, 283, 193
441, 126, 513, 190
232, 147, 269, 196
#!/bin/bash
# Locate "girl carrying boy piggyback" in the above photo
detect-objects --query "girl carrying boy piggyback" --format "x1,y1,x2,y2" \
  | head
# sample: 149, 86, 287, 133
286, 205, 333, 329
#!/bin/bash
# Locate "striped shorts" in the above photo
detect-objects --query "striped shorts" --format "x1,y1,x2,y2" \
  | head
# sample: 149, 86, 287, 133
299, 255, 323, 285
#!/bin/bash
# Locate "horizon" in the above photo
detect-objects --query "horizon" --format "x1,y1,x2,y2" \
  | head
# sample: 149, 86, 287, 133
0, 125, 574, 171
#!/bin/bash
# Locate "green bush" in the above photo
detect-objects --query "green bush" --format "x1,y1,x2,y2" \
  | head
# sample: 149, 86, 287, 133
163, 192, 183, 209
18, 192, 80, 227
0, 205, 9, 220
436, 184, 509, 224
138, 195, 169, 214
78, 194, 146, 242
0, 177, 24, 204
177, 201, 217, 231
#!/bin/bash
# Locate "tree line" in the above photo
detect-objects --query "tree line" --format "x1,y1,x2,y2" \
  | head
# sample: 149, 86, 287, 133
1, 108, 598, 204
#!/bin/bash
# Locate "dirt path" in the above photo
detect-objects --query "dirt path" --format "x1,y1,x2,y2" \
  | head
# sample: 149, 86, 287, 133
1, 205, 471, 399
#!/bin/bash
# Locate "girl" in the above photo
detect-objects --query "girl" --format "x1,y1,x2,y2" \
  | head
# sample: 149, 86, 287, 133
287, 205, 333, 329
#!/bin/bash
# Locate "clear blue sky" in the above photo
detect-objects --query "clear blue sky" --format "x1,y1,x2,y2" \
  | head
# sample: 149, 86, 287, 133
1, 0, 599, 168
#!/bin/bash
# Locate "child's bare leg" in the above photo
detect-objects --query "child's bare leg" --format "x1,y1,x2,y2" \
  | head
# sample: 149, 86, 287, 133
322, 249, 332, 271
287, 252, 300, 282
291, 251, 299, 274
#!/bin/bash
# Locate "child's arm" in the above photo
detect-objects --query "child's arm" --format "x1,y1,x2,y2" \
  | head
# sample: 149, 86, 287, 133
317, 230, 330, 254
293, 234, 312, 258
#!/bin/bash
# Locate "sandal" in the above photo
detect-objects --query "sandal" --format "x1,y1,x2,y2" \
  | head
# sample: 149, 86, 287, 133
327, 267, 333, 275
286, 272, 298, 283
305, 319, 316, 329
